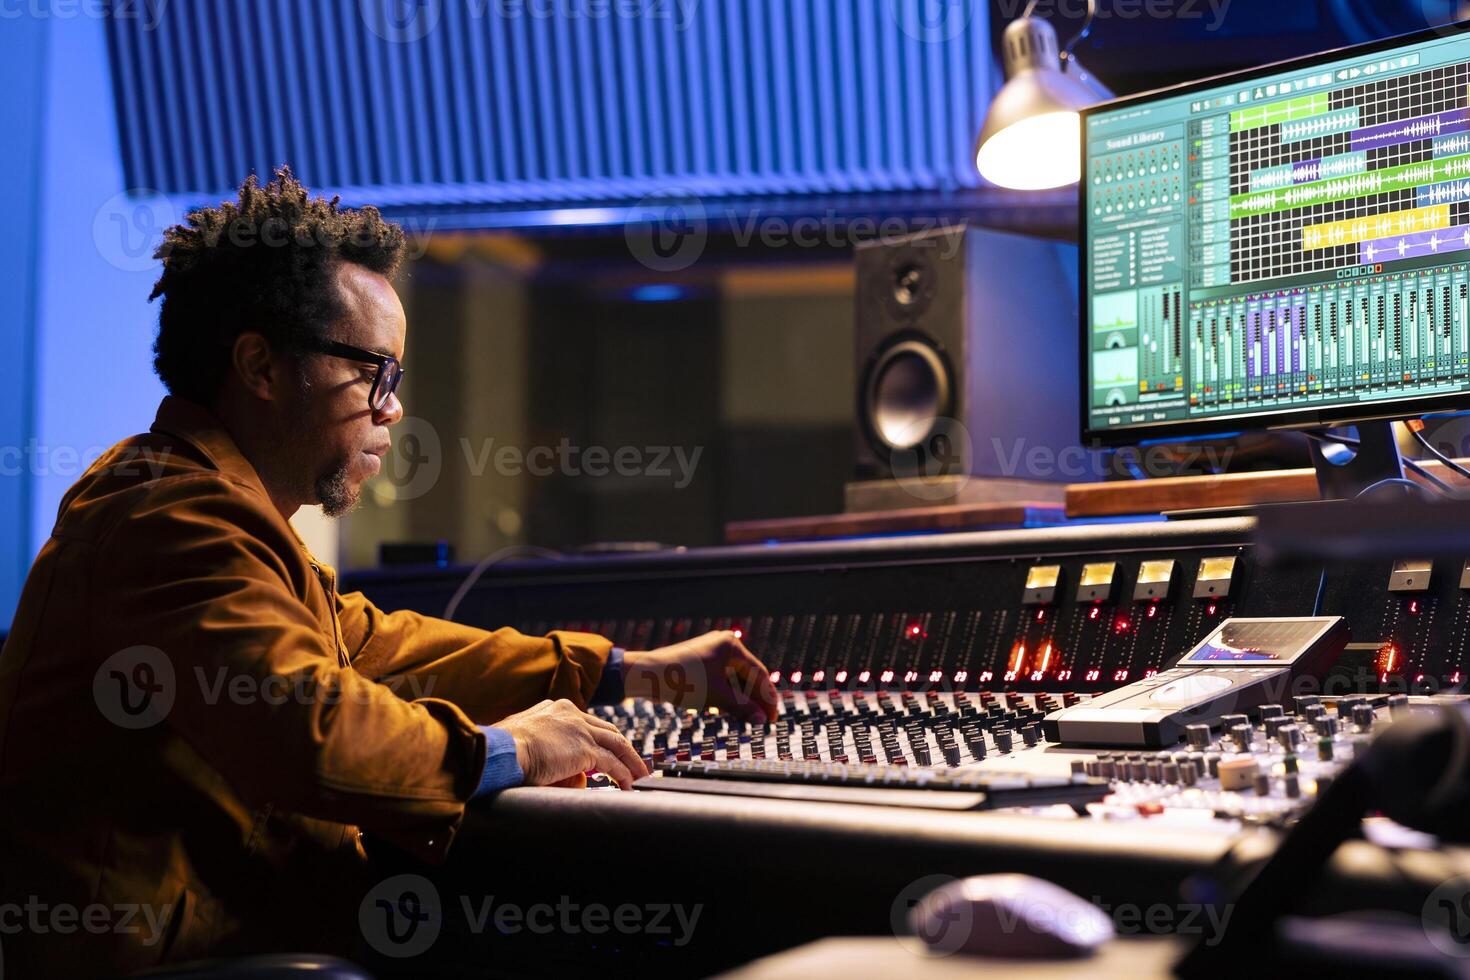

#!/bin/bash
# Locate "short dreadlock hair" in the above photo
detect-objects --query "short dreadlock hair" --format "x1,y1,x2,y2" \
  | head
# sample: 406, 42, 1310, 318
149, 167, 407, 405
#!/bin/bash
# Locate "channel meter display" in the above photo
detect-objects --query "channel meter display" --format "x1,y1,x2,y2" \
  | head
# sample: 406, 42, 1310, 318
1084, 26, 1470, 440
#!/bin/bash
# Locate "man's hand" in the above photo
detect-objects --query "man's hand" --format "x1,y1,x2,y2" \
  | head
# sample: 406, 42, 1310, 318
494, 699, 650, 790
623, 631, 779, 723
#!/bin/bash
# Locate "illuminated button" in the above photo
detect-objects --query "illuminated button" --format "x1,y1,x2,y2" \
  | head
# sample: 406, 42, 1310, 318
1023, 564, 1062, 605
1133, 559, 1176, 601
1193, 556, 1237, 598
1388, 559, 1433, 592
1076, 562, 1117, 603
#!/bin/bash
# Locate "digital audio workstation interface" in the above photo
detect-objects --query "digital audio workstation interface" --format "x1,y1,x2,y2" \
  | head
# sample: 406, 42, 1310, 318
1085, 31, 1470, 435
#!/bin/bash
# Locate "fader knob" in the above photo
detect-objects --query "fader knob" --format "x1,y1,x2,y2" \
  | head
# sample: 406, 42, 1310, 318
1186, 724, 1212, 749
1227, 724, 1252, 751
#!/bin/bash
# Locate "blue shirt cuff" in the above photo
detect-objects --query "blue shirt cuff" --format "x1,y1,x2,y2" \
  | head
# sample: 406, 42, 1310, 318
474, 725, 524, 797
590, 646, 626, 706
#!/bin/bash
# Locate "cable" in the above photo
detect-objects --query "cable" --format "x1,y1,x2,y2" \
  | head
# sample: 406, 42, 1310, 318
1355, 477, 1436, 500
1301, 427, 1461, 496
1409, 419, 1470, 483
443, 544, 565, 622
1311, 568, 1327, 617
1403, 458, 1461, 496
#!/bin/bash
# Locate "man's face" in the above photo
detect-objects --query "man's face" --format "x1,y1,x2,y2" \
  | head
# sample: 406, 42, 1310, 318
289, 262, 406, 517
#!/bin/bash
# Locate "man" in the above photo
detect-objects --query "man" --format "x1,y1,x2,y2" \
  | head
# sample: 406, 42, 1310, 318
0, 170, 776, 977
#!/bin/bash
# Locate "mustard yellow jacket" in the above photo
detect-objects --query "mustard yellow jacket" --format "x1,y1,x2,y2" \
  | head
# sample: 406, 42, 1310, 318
0, 396, 613, 976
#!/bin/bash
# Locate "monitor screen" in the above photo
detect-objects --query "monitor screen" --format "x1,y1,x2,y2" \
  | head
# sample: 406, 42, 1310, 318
1178, 617, 1338, 666
1083, 25, 1470, 442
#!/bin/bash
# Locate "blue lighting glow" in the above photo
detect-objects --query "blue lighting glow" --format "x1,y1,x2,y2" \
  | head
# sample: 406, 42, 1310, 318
629, 285, 688, 303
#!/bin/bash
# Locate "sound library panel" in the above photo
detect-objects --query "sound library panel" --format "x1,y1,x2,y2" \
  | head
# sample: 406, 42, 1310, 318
1086, 32, 1470, 433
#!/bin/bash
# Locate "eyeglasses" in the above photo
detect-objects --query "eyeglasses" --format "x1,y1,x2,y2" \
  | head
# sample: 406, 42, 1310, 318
306, 339, 404, 412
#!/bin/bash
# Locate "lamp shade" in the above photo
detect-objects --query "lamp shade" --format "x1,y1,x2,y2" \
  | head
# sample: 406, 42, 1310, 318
976, 17, 1104, 190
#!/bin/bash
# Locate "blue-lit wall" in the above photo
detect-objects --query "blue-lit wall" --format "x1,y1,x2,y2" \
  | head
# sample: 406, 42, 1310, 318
106, 0, 994, 213
0, 17, 46, 630
2, 16, 167, 630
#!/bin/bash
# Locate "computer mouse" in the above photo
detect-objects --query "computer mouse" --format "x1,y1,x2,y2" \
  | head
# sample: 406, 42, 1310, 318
908, 874, 1114, 959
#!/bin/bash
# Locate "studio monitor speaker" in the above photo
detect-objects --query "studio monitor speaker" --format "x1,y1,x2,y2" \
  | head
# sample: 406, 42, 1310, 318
854, 224, 1084, 488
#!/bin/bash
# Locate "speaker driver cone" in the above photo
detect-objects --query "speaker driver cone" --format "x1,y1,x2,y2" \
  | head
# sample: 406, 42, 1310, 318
867, 340, 952, 452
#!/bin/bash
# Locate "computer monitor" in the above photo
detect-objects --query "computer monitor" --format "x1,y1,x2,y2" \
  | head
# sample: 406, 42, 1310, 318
1082, 22, 1470, 445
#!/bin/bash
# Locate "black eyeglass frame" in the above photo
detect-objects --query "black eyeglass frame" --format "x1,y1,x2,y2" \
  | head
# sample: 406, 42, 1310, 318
305, 339, 403, 411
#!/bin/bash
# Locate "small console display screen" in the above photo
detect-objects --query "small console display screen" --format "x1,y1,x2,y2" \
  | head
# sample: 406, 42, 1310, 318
1180, 619, 1334, 665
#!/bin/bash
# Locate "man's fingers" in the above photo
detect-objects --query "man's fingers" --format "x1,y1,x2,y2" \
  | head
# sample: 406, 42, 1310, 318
591, 726, 650, 780
730, 638, 778, 716
721, 654, 778, 723
589, 747, 636, 791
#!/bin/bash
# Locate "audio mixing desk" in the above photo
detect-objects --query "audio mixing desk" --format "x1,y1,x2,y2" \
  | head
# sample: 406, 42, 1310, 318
345, 516, 1470, 971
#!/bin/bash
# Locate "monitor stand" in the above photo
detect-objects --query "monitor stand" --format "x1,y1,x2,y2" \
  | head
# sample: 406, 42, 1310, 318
1307, 420, 1408, 501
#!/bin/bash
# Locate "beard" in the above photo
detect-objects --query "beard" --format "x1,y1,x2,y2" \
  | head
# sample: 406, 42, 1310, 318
315, 451, 361, 518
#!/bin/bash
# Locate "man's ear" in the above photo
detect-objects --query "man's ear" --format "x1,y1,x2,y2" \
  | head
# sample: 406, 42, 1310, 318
231, 332, 286, 402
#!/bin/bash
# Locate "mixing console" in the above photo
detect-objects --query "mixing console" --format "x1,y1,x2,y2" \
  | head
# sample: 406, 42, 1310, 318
351, 520, 1470, 970
604, 690, 1429, 829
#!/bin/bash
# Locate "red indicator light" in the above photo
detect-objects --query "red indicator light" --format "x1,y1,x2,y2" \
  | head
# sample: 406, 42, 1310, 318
1113, 669, 1129, 682
835, 670, 848, 684
1058, 669, 1072, 682
790, 671, 803, 684
1453, 672, 1463, 684
1381, 645, 1398, 674
1085, 669, 1101, 682
1089, 606, 1101, 621
1146, 604, 1158, 619
908, 624, 922, 637
769, 671, 781, 684
1415, 673, 1425, 683
1036, 609, 1047, 622
812, 670, 825, 683
929, 670, 943, 683
858, 670, 871, 684
979, 671, 994, 683
880, 669, 895, 683
733, 628, 744, 639
1009, 644, 1027, 674
1114, 618, 1130, 632
1409, 600, 1420, 616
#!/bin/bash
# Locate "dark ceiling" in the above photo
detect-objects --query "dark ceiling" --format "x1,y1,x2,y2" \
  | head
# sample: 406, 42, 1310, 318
1031, 0, 1466, 96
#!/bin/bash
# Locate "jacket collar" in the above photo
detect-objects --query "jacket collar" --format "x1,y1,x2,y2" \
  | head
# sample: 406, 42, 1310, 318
147, 396, 307, 548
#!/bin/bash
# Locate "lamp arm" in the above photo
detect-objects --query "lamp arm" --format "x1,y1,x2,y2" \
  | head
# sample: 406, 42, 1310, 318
1060, 0, 1097, 61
